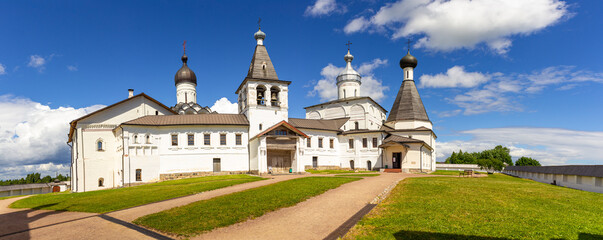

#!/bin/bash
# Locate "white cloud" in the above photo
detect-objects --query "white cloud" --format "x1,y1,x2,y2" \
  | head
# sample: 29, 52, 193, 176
344, 0, 569, 54
437, 127, 603, 165
0, 163, 70, 180
28, 55, 46, 70
0, 95, 104, 179
423, 65, 603, 115
210, 97, 238, 114
304, 0, 345, 17
309, 59, 389, 102
0, 63, 6, 75
419, 66, 491, 88
67, 65, 78, 71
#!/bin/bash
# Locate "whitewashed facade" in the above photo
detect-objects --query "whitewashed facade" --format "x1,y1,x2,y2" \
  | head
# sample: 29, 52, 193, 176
69, 28, 437, 192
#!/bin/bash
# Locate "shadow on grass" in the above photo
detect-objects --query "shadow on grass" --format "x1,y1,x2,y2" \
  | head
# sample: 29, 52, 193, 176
393, 230, 510, 240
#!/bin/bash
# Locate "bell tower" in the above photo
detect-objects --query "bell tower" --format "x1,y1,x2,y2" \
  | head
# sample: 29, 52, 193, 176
235, 26, 291, 137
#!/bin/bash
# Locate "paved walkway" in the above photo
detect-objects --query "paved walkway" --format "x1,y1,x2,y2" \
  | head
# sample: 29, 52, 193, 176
193, 173, 420, 240
0, 174, 306, 240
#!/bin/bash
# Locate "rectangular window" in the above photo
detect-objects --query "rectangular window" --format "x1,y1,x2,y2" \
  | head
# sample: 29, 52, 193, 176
372, 138, 378, 148
362, 138, 368, 148
171, 134, 178, 146
275, 130, 287, 135
236, 134, 242, 145
204, 133, 211, 145
188, 134, 194, 146
307, 137, 311, 148
329, 139, 334, 149
220, 133, 226, 145
349, 138, 354, 149
136, 169, 142, 181
596, 177, 602, 187
318, 138, 323, 148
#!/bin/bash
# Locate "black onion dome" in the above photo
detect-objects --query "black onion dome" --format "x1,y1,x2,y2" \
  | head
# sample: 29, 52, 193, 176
399, 50, 418, 69
174, 54, 197, 85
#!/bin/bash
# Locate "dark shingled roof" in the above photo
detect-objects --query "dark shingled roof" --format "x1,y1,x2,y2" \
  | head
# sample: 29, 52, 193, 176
383, 134, 424, 144
122, 114, 249, 126
247, 45, 278, 80
505, 165, 603, 178
288, 118, 348, 132
387, 80, 430, 123
235, 44, 291, 94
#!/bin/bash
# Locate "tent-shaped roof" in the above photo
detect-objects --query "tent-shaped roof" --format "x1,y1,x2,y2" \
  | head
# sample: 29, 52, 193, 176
387, 80, 430, 123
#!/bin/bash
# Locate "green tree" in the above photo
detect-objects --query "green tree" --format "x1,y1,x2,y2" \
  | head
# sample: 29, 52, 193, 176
478, 145, 512, 166
477, 158, 504, 173
515, 157, 541, 166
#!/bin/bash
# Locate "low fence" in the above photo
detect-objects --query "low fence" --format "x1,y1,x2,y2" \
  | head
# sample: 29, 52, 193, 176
0, 181, 70, 197
436, 164, 484, 172
503, 165, 603, 194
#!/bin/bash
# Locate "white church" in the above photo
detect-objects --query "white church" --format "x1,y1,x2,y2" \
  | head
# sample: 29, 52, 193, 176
68, 28, 436, 192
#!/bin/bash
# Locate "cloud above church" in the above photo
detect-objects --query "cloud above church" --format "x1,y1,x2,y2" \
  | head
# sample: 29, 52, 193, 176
343, 0, 570, 54
210, 97, 238, 114
437, 127, 603, 166
0, 95, 104, 180
0, 63, 6, 75
304, 0, 345, 17
309, 58, 389, 102
420, 65, 603, 115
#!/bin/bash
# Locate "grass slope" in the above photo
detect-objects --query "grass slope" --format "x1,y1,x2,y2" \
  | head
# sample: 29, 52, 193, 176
135, 176, 359, 237
10, 175, 263, 213
335, 174, 380, 177
306, 169, 374, 174
0, 195, 22, 200
345, 174, 603, 240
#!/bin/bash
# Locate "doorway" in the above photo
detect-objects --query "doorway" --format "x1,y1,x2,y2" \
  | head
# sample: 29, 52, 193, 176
312, 156, 318, 168
267, 150, 292, 173
367, 160, 372, 171
52, 186, 60, 193
213, 158, 221, 172
350, 160, 355, 170
392, 152, 402, 169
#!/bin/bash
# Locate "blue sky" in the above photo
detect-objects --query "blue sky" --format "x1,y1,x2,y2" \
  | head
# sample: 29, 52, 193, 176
1, 0, 602, 179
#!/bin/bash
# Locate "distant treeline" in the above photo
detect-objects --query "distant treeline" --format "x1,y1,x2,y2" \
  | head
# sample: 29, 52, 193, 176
0, 173, 70, 186
446, 145, 541, 172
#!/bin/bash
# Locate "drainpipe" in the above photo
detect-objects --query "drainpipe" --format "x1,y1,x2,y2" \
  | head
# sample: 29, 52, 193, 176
120, 126, 125, 188
420, 145, 424, 173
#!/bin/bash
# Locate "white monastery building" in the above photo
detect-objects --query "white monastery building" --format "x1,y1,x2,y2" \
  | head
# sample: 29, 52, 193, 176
68, 28, 437, 192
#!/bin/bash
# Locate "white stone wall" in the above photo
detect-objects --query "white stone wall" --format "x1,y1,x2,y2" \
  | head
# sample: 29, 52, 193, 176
176, 82, 197, 104
239, 81, 289, 137
504, 170, 603, 194
337, 133, 383, 170
305, 98, 386, 131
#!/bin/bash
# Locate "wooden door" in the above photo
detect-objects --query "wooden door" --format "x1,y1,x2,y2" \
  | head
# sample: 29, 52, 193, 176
213, 158, 221, 172
312, 157, 318, 168
392, 152, 401, 169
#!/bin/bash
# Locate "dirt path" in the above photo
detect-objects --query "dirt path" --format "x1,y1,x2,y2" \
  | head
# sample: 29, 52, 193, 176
0, 174, 307, 240
192, 173, 420, 240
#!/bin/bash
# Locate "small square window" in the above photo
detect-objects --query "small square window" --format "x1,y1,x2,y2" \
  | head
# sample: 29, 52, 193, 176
220, 133, 227, 145
236, 134, 242, 145
188, 134, 194, 146
171, 134, 178, 146
204, 133, 211, 145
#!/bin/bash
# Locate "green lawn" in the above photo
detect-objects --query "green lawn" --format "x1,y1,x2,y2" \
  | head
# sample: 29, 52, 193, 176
135, 176, 359, 237
335, 174, 380, 177
10, 175, 264, 213
429, 170, 463, 175
306, 169, 375, 174
345, 174, 603, 240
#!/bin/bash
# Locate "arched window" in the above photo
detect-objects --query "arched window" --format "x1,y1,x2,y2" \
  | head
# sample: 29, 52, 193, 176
270, 86, 280, 106
98, 178, 104, 187
343, 89, 346, 98
96, 139, 104, 151
146, 134, 151, 144
355, 121, 359, 130
354, 89, 357, 97
256, 85, 266, 105
133, 135, 138, 144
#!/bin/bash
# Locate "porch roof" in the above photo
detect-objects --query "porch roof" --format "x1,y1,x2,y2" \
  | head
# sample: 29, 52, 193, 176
250, 120, 310, 140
